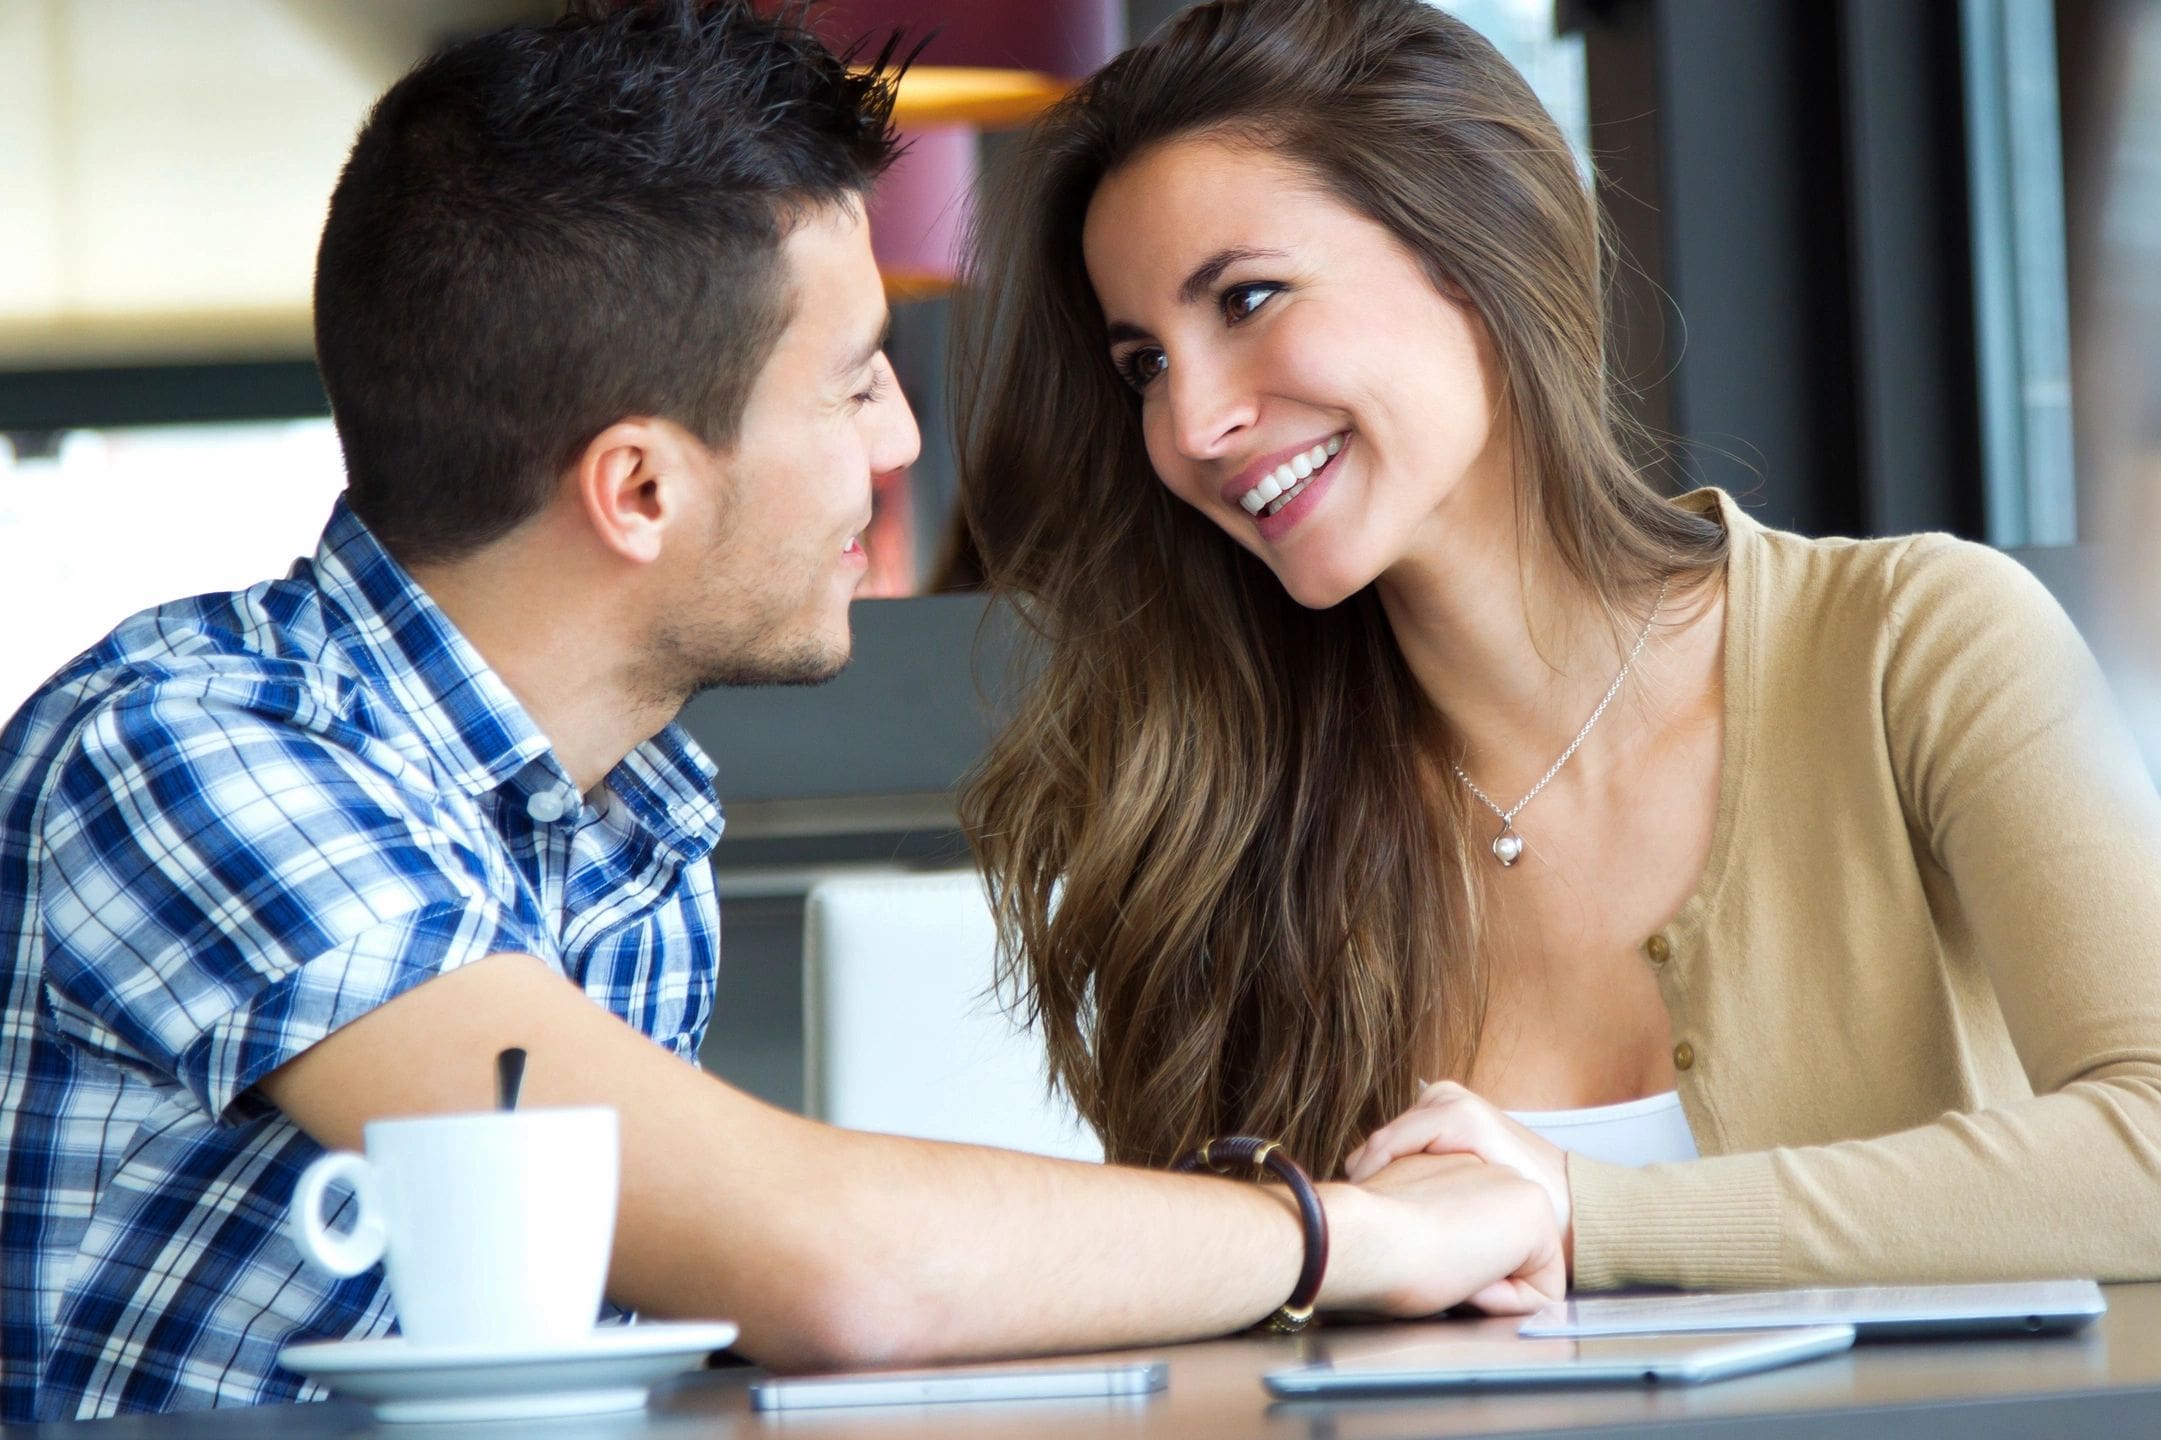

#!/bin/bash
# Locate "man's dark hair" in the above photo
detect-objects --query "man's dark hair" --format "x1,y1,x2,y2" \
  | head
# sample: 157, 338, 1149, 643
313, 0, 903, 565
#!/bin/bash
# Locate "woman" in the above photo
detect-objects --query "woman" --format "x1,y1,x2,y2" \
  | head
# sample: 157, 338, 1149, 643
953, 0, 2161, 1293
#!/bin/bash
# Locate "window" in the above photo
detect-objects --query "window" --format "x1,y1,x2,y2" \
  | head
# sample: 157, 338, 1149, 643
1963, 0, 2079, 547
1436, 0, 1589, 166
0, 419, 347, 721
2052, 0, 2161, 766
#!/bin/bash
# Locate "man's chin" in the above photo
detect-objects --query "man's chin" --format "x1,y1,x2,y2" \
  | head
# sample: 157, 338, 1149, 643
687, 638, 850, 695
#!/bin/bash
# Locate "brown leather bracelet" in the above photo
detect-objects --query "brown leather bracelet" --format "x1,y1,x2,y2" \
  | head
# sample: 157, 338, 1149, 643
1172, 1136, 1328, 1333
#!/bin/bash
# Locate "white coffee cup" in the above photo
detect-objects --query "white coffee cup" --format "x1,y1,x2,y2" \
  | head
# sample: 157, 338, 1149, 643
289, 1106, 620, 1351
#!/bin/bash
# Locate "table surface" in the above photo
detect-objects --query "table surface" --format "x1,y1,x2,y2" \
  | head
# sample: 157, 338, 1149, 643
19, 1284, 2161, 1440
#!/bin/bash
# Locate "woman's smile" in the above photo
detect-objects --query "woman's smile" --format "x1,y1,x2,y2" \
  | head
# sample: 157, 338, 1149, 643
1247, 433, 1350, 543
1228, 432, 1346, 517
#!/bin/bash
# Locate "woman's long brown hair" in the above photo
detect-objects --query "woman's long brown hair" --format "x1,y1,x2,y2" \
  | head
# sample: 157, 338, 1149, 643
953, 0, 1727, 1175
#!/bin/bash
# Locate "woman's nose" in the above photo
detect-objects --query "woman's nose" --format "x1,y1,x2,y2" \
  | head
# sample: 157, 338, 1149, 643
1165, 352, 1257, 462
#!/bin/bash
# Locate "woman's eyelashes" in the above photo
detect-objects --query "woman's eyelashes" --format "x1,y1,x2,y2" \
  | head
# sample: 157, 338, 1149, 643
1112, 280, 1287, 392
1220, 279, 1283, 323
1116, 347, 1169, 391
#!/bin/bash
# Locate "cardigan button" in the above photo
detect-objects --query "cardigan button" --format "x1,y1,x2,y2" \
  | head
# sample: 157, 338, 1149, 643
1673, 1041, 1696, 1071
1645, 934, 1672, 966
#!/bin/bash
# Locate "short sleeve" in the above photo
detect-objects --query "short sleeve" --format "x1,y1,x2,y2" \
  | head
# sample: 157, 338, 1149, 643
36, 680, 548, 1123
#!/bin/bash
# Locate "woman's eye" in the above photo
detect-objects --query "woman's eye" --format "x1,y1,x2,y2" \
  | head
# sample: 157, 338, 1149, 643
1116, 347, 1168, 391
1222, 282, 1282, 324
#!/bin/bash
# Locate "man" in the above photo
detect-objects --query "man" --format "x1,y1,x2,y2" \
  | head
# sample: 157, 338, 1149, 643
0, 2, 1561, 1421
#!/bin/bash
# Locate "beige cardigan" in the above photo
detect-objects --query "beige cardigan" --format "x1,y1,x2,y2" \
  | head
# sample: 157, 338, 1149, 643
1569, 489, 2161, 1289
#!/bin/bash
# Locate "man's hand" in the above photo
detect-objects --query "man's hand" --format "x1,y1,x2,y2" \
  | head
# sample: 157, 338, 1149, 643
1321, 1152, 1566, 1317
1343, 1081, 1575, 1281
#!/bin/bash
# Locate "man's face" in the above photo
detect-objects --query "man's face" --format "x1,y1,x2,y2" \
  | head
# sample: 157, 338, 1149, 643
652, 201, 920, 695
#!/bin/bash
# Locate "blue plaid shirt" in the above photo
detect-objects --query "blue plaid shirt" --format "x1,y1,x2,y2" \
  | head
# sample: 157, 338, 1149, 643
0, 498, 725, 1421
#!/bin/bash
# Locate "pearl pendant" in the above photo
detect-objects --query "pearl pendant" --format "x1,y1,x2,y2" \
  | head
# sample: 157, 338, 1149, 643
1492, 829, 1525, 867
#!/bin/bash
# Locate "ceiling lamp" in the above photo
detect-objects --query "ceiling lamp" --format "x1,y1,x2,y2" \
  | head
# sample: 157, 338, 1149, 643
804, 0, 1121, 299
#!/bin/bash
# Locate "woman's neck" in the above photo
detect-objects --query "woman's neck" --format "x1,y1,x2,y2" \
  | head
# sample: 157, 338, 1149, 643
1376, 495, 1662, 795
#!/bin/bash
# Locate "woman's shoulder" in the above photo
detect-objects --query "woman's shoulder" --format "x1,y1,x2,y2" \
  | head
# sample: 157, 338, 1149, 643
1728, 504, 2110, 779
1697, 489, 2056, 640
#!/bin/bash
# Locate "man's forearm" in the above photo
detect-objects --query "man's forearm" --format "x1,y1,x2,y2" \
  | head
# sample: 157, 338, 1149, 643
263, 955, 1322, 1366
262, 954, 1552, 1372
657, 1112, 1319, 1368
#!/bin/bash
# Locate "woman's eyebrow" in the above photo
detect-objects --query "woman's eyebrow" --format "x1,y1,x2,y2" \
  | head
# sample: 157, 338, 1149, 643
1103, 247, 1290, 344
1177, 247, 1285, 303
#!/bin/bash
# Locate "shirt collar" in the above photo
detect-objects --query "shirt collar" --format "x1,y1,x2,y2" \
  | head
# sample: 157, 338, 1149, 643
611, 728, 725, 863
309, 497, 726, 862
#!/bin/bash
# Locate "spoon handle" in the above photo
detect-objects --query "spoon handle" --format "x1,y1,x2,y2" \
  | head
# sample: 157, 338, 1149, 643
495, 1047, 527, 1112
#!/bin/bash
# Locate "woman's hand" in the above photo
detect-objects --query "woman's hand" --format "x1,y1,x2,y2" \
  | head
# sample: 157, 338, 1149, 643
1344, 1081, 1574, 1270
1322, 1152, 1566, 1316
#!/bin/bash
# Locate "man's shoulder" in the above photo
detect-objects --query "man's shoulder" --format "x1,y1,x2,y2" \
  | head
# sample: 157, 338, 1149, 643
3, 574, 422, 818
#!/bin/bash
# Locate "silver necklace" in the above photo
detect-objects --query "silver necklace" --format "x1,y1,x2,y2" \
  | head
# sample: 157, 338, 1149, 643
1451, 580, 1668, 868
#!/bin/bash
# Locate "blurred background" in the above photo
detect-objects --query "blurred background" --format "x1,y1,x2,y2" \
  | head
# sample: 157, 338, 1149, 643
1, 0, 2155, 1108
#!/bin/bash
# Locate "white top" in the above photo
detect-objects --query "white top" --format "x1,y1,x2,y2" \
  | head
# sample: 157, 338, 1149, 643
1508, 1091, 1699, 1167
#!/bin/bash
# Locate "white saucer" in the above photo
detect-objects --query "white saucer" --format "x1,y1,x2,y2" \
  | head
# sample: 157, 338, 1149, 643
279, 1320, 739, 1423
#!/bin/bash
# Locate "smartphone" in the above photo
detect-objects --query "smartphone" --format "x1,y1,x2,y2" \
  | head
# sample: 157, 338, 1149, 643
749, 1358, 1168, 1411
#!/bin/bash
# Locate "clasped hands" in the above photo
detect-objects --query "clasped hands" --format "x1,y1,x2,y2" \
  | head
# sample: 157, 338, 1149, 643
1332, 1080, 1574, 1315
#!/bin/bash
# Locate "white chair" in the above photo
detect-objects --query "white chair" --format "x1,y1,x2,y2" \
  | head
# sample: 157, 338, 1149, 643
802, 870, 1102, 1162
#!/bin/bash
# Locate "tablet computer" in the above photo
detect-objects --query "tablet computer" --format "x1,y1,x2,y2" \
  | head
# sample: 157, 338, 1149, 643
1519, 1280, 2107, 1340
1263, 1324, 1855, 1398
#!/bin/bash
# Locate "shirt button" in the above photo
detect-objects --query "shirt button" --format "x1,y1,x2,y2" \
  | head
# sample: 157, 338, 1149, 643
1673, 1041, 1696, 1071
1645, 934, 1671, 966
526, 789, 569, 824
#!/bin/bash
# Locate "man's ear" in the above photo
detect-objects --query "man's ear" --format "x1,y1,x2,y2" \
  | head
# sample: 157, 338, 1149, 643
570, 418, 695, 566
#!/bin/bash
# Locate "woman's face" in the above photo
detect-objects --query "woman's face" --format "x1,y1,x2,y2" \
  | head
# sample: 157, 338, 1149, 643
1083, 136, 1510, 608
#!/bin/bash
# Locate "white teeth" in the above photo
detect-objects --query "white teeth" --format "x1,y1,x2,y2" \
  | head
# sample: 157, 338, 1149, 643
1233, 433, 1349, 521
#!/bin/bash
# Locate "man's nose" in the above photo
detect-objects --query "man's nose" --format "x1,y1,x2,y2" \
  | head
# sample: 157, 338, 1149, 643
875, 384, 923, 476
